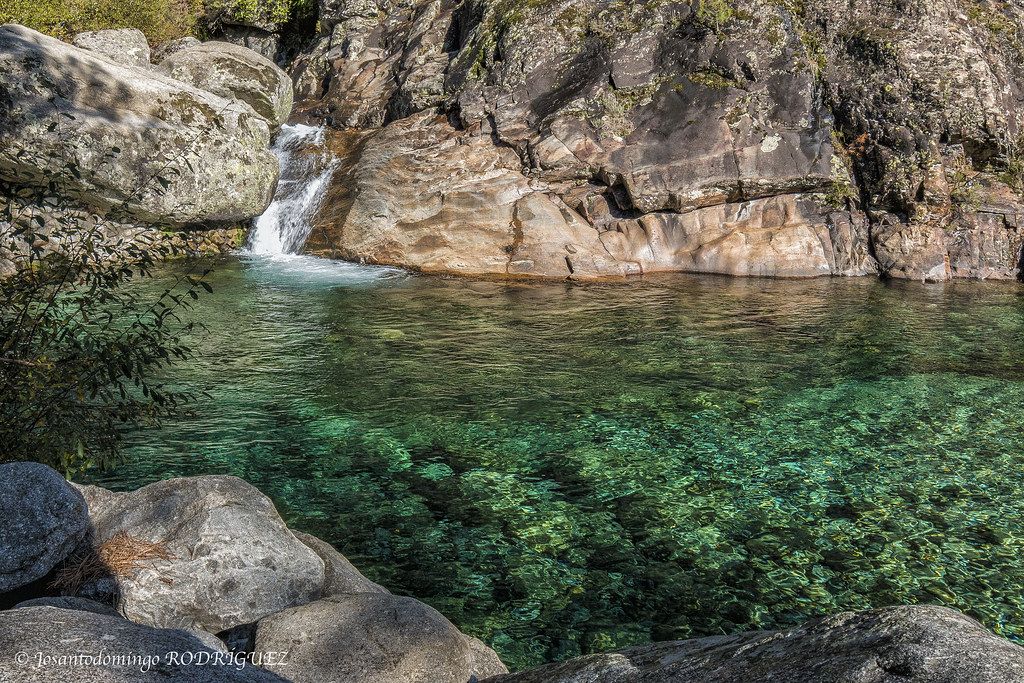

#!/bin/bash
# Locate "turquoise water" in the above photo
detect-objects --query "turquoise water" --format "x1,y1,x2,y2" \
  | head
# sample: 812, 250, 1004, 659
87, 254, 1024, 669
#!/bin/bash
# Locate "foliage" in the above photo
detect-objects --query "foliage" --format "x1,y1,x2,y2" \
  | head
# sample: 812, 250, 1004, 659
0, 0, 205, 44
0, 112, 211, 475
0, 0, 314, 45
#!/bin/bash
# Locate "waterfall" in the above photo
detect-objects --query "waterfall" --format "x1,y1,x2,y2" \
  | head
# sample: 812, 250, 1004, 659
246, 123, 336, 256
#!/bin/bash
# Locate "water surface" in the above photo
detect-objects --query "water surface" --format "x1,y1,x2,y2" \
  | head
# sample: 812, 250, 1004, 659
88, 255, 1024, 669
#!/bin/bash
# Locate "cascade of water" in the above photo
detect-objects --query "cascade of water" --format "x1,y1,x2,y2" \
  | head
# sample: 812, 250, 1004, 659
246, 123, 336, 256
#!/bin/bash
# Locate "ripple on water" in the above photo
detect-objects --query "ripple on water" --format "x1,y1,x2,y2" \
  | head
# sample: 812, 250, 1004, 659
87, 259, 1024, 670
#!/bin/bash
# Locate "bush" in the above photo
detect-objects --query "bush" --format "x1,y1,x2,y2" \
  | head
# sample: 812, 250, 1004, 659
0, 0, 205, 44
0, 112, 210, 475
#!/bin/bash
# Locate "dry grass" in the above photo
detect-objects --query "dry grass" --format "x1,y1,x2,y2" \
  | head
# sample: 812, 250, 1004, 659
53, 531, 174, 592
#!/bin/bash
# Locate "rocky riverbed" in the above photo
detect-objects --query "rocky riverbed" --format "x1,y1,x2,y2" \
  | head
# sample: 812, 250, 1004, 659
2, 461, 1024, 682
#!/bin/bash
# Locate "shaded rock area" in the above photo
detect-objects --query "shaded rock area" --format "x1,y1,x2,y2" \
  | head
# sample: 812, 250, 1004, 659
0, 606, 287, 682
292, 0, 1024, 281
482, 605, 1024, 683
0, 24, 280, 227
0, 462, 89, 594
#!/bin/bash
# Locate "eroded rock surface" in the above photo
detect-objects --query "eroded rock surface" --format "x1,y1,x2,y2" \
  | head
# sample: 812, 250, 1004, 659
483, 606, 1024, 683
292, 0, 1024, 281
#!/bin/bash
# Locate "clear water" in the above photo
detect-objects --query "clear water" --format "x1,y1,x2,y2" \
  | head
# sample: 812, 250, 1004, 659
86, 255, 1024, 670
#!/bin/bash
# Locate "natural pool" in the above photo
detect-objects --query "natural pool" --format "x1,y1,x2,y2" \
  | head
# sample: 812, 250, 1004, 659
86, 254, 1024, 670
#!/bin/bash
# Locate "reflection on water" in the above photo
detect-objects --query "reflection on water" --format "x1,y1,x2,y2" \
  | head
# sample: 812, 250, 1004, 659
87, 257, 1024, 669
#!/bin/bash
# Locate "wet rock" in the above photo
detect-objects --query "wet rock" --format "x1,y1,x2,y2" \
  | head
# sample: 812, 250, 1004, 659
0, 25, 278, 227
74, 476, 325, 634
483, 606, 1024, 683
72, 28, 151, 67
252, 593, 507, 682
0, 606, 285, 682
157, 41, 294, 128
0, 462, 89, 593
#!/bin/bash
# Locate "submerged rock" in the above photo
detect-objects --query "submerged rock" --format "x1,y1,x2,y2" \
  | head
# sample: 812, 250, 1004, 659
252, 593, 508, 682
483, 606, 1024, 683
73, 476, 324, 634
72, 28, 151, 67
0, 462, 89, 594
157, 41, 294, 129
0, 24, 279, 227
0, 606, 285, 682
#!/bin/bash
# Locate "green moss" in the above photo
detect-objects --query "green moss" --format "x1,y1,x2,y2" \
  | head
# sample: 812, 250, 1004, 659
687, 70, 738, 90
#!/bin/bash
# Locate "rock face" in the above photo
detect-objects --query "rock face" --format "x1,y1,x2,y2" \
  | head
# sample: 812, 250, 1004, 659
291, 0, 1024, 281
74, 476, 325, 634
253, 593, 508, 682
71, 28, 151, 67
0, 24, 279, 227
157, 41, 294, 129
0, 606, 286, 682
484, 606, 1024, 683
0, 462, 89, 593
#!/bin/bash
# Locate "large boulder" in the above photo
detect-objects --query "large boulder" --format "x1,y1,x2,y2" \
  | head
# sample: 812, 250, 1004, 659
73, 476, 325, 634
253, 593, 508, 682
157, 41, 294, 129
0, 606, 286, 682
483, 606, 1024, 683
0, 25, 278, 227
71, 28, 151, 67
0, 462, 89, 593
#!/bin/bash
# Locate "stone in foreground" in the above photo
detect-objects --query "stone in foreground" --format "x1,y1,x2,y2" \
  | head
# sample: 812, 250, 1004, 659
484, 606, 1024, 683
74, 476, 324, 634
0, 462, 89, 593
253, 593, 508, 682
0, 606, 285, 682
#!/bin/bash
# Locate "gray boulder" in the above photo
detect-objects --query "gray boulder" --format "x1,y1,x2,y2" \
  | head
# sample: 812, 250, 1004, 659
0, 24, 278, 227
292, 531, 389, 597
75, 475, 325, 634
0, 606, 286, 682
0, 462, 89, 593
157, 41, 294, 129
72, 28, 151, 67
483, 606, 1024, 683
253, 593, 508, 682
152, 36, 201, 63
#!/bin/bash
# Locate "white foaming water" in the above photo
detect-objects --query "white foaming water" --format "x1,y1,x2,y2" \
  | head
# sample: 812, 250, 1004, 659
246, 123, 336, 255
